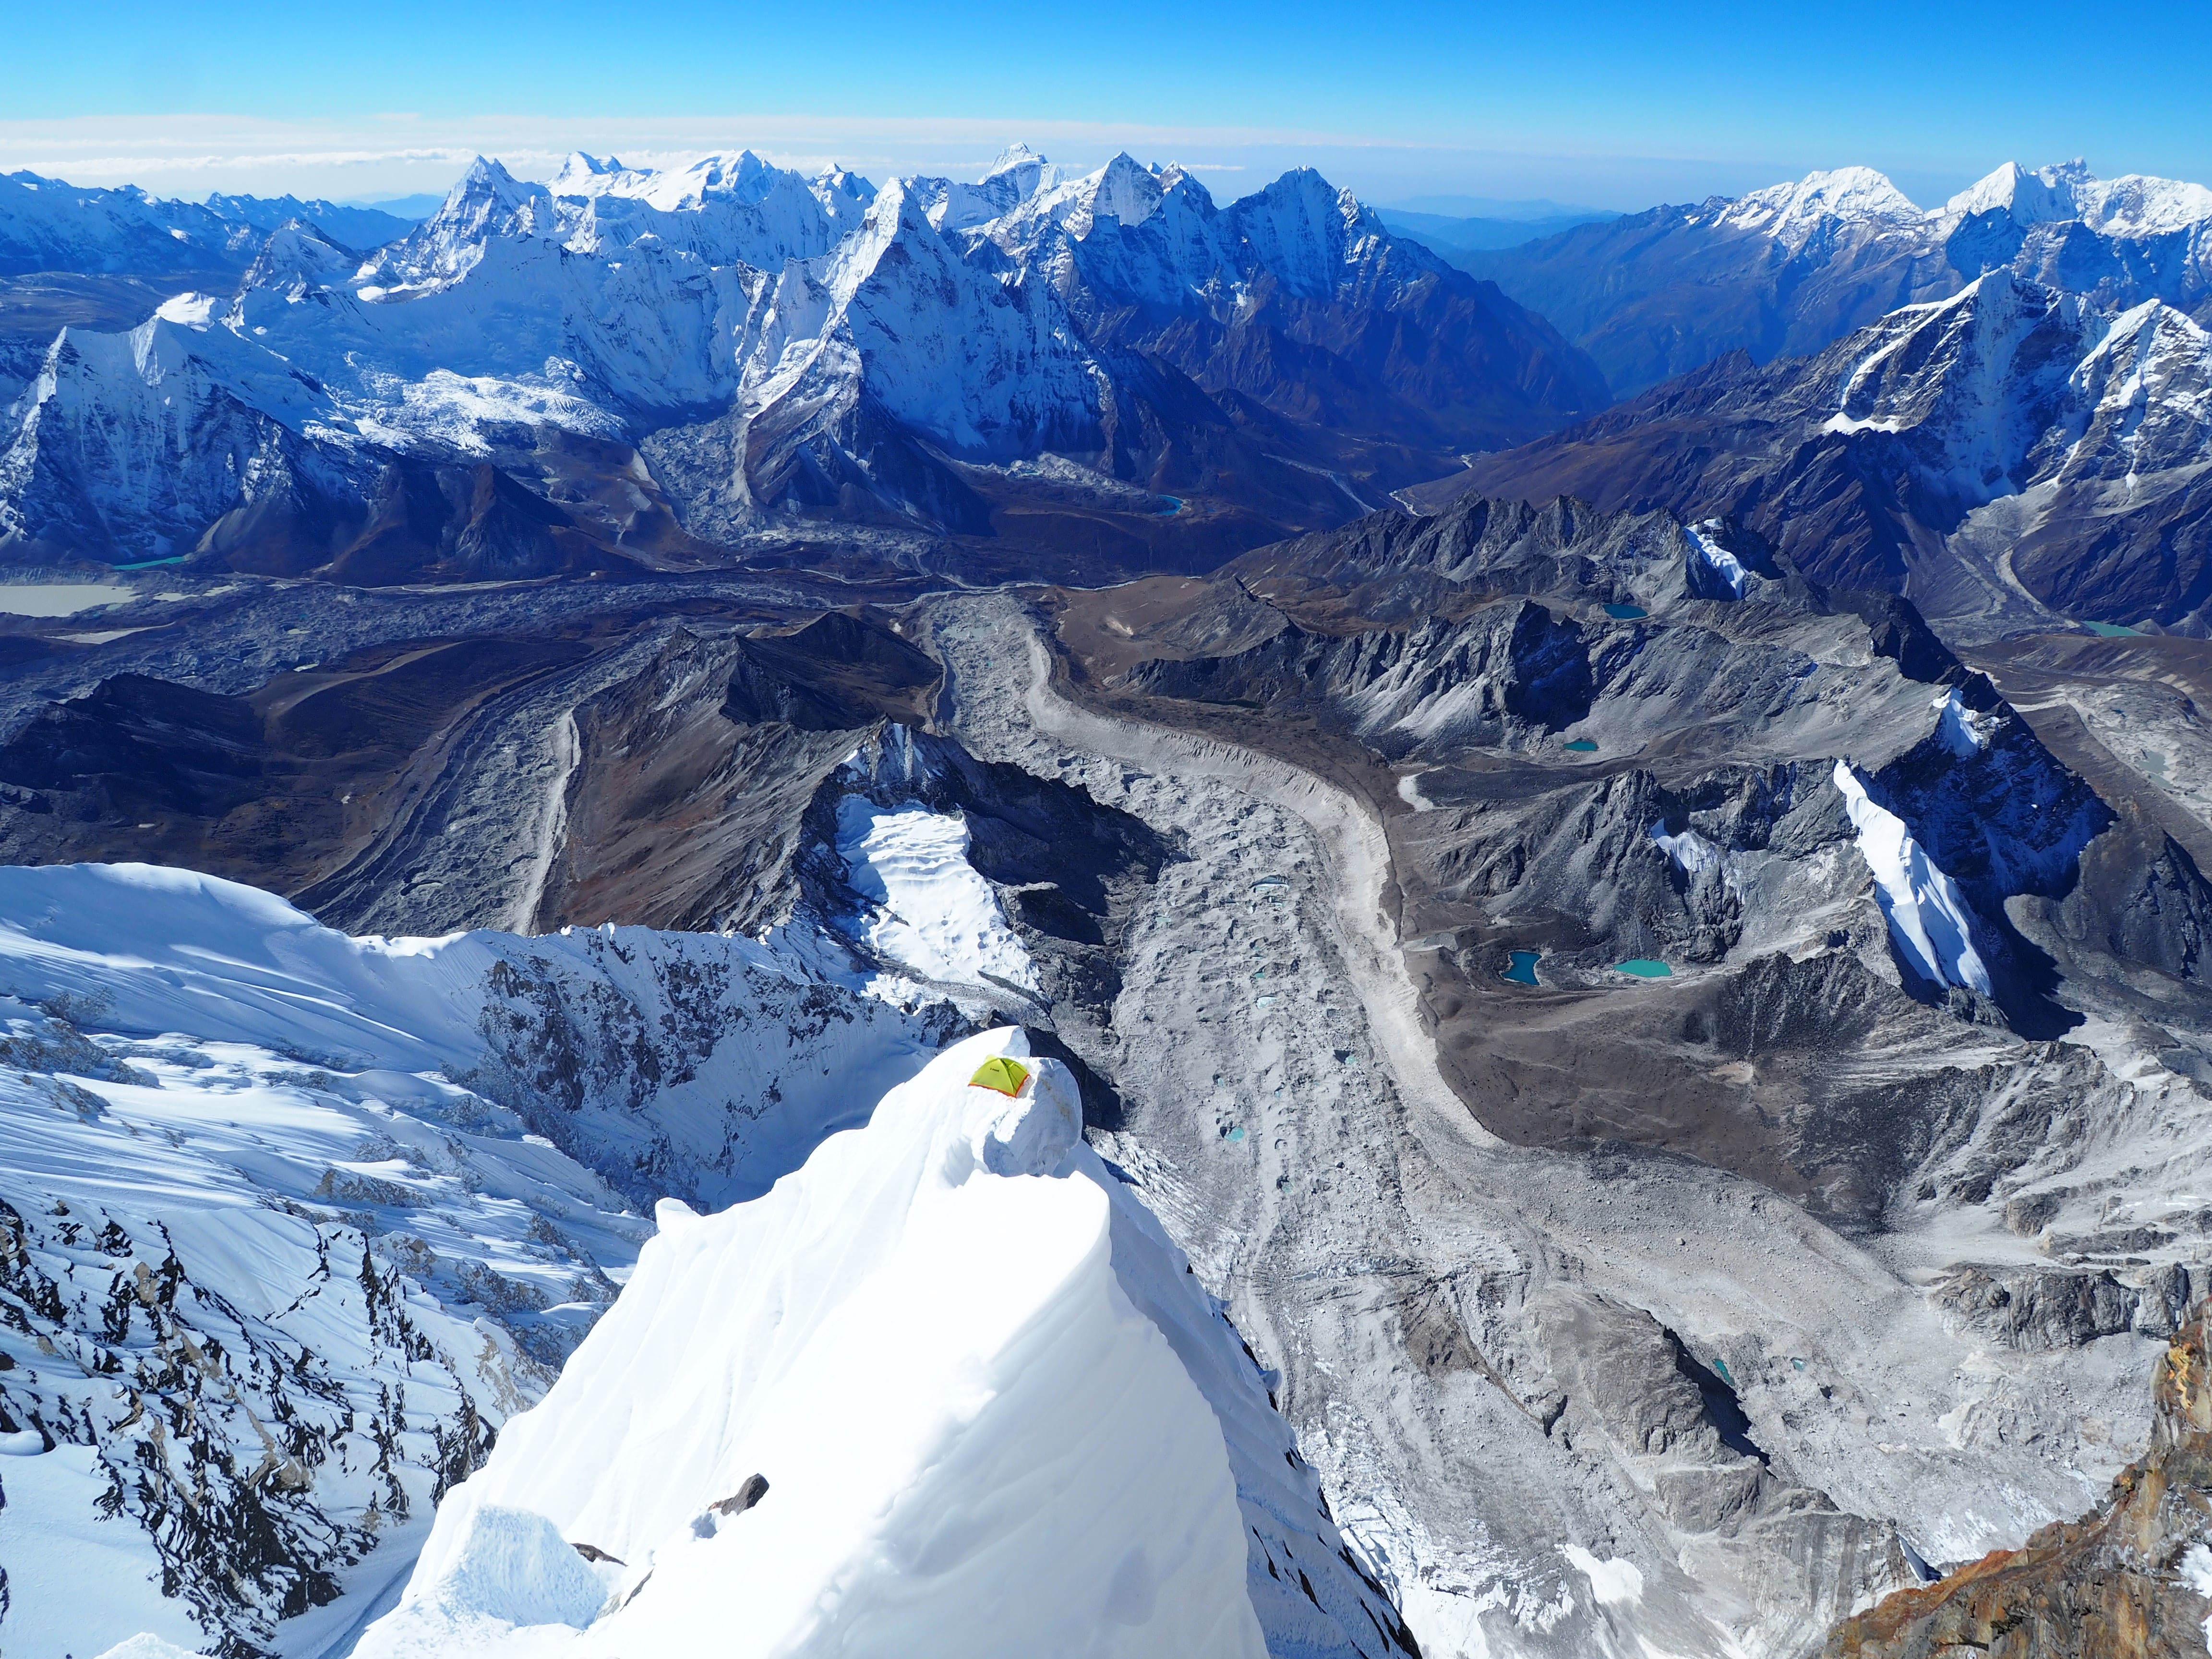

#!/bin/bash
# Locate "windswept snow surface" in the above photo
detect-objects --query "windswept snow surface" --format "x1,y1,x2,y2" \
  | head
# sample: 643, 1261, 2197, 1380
0, 862, 949, 1207
835, 799, 1039, 994
1831, 761, 1994, 994
0, 863, 951, 1656
353, 1030, 1270, 1659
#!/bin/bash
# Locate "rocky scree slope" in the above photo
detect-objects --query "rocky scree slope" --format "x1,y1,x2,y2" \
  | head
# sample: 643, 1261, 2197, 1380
1826, 1297, 2212, 1657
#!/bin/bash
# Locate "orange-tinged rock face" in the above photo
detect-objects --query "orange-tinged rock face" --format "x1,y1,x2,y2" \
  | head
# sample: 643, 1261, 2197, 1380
1825, 1300, 2212, 1659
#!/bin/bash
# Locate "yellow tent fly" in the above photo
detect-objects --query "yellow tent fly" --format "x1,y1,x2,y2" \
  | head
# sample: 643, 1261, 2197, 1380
969, 1056, 1031, 1097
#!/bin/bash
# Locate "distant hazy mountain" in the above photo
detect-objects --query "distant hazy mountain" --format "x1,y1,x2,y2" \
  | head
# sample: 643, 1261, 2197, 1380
0, 171, 415, 282
1378, 206, 1619, 254
0, 145, 1608, 580
337, 191, 446, 220
1463, 161, 2212, 397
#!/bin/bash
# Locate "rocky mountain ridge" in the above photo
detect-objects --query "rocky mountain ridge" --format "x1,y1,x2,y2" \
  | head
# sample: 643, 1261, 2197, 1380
1429, 270, 2212, 636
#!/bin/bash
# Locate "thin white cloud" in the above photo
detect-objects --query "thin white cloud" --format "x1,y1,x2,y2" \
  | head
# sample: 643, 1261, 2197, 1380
0, 111, 1886, 210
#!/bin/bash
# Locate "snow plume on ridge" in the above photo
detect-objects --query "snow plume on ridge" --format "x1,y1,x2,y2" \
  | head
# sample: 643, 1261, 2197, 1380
1832, 760, 1994, 994
352, 1029, 1272, 1659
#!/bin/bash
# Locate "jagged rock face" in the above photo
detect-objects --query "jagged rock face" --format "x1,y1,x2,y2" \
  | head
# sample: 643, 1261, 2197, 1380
1826, 1300, 2212, 1657
1461, 160, 2212, 398
1443, 273, 2212, 635
1128, 600, 1595, 755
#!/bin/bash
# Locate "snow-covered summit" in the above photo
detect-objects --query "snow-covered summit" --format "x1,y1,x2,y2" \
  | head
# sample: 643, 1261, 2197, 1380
370, 156, 562, 292
1942, 159, 2085, 226
345, 1023, 1401, 1657
1716, 165, 1927, 246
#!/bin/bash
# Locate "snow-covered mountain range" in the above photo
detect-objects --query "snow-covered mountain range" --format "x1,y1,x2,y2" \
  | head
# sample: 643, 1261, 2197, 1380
0, 146, 1606, 577
1463, 159, 2212, 397
1432, 267, 2212, 634
0, 171, 417, 285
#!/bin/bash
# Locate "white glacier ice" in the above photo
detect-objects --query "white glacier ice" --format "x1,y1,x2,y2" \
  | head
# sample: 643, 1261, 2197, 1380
1685, 519, 1753, 599
351, 1029, 1270, 1659
1831, 761, 1994, 995
836, 797, 1039, 994
1649, 819, 1726, 876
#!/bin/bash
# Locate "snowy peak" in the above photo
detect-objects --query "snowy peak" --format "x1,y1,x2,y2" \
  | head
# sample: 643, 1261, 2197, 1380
240, 217, 359, 297
372, 155, 559, 290
353, 1029, 1275, 1659
2078, 171, 2212, 238
1938, 159, 2212, 238
1944, 160, 2082, 226
1717, 165, 1927, 244
984, 141, 1060, 192
810, 162, 878, 229
546, 150, 630, 194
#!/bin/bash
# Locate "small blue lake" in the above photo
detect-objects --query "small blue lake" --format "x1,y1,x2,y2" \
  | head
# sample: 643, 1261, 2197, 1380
2083, 621, 2140, 637
1155, 496, 1184, 515
1614, 959, 1672, 978
116, 555, 189, 570
1563, 739, 1599, 753
1502, 950, 1540, 986
1602, 603, 1647, 620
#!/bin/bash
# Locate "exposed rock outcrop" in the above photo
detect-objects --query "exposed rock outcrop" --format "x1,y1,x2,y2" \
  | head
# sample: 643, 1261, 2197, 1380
1827, 1300, 2212, 1657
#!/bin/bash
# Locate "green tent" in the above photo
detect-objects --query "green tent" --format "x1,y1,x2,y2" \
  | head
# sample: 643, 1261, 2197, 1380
969, 1056, 1032, 1097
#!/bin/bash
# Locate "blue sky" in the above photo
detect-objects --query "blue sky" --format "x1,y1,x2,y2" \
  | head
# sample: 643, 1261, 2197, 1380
4, 0, 2207, 209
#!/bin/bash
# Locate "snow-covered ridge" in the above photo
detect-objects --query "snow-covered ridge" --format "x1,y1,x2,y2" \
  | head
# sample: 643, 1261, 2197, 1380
1808, 271, 2212, 503
351, 1030, 1274, 1658
0, 862, 954, 1654
323, 1022, 1408, 1659
1832, 760, 1994, 994
1716, 165, 1929, 245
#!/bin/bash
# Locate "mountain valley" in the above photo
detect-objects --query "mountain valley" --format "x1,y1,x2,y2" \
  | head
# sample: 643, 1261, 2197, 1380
2, 135, 2212, 1659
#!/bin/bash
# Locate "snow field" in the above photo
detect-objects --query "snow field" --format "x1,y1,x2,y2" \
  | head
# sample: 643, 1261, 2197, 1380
1832, 760, 1995, 993
356, 1029, 1267, 1659
835, 798, 1039, 993
0, 861, 954, 1655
